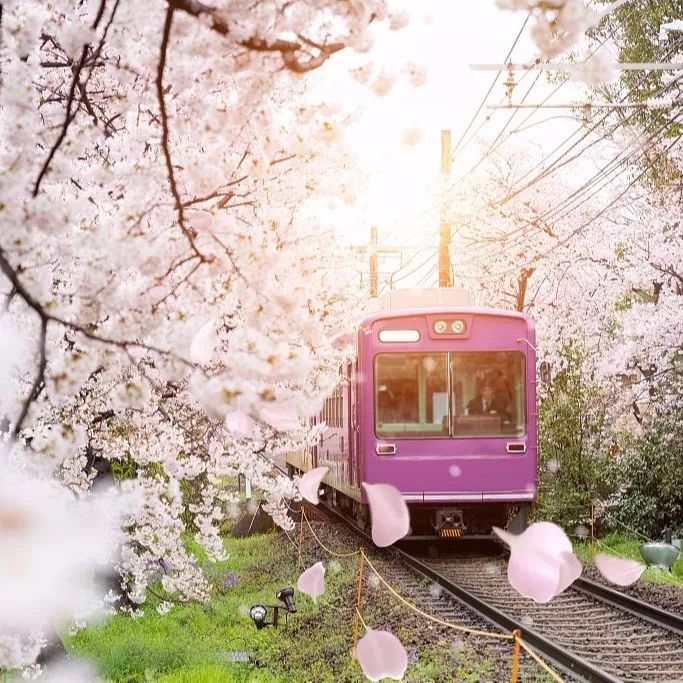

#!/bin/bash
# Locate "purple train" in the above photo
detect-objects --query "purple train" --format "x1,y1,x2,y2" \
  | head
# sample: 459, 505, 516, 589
287, 290, 537, 539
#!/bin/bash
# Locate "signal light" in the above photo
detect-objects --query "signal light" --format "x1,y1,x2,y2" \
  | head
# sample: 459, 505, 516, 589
450, 319, 466, 334
433, 320, 447, 334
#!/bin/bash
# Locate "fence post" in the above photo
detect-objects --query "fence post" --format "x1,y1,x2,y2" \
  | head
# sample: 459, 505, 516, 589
352, 549, 366, 654
590, 502, 596, 549
510, 629, 522, 683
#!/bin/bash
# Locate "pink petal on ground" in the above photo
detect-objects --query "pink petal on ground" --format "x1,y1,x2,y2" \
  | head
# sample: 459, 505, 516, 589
355, 629, 408, 681
362, 483, 410, 547
595, 553, 646, 586
259, 404, 300, 432
297, 561, 325, 603
297, 467, 328, 505
224, 411, 254, 438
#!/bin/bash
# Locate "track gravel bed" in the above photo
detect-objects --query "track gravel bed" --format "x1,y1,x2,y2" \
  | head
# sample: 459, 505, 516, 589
301, 508, 558, 681
581, 565, 683, 616
425, 555, 683, 683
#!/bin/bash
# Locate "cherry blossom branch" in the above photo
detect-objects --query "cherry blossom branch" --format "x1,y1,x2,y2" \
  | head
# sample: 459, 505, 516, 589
33, 0, 119, 195
156, 6, 209, 263
32, 46, 89, 197
0, 248, 197, 434
168, 0, 346, 72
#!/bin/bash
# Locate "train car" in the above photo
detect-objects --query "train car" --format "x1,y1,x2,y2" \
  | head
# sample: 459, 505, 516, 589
287, 289, 537, 539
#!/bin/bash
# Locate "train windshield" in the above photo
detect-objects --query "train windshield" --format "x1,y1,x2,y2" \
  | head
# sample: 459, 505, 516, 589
374, 351, 526, 438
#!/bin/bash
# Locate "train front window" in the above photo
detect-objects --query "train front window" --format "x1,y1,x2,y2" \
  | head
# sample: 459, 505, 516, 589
375, 353, 449, 437
374, 351, 526, 438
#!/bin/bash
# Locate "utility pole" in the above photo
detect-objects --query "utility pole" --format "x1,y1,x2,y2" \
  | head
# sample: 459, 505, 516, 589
439, 129, 452, 287
369, 226, 378, 297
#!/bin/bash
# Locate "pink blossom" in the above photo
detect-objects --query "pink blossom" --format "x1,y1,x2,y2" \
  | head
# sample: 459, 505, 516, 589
259, 404, 300, 432
224, 411, 255, 438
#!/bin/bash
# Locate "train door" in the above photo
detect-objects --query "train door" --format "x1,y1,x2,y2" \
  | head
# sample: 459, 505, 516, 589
349, 358, 360, 487
311, 414, 318, 469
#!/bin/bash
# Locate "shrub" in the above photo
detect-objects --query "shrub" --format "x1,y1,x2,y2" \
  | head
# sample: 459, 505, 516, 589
536, 343, 614, 531
607, 420, 683, 538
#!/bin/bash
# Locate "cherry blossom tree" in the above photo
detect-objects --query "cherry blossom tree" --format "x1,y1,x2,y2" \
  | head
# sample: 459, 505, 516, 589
0, 0, 399, 671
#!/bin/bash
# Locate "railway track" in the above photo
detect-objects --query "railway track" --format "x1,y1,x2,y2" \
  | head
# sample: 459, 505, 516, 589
305, 497, 683, 683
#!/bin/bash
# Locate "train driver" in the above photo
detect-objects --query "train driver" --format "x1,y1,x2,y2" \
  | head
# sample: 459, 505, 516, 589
466, 382, 510, 420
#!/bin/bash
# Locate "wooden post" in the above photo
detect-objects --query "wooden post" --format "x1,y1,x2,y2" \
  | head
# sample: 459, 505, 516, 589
510, 629, 522, 683
439, 130, 452, 287
590, 503, 596, 550
297, 506, 306, 571
352, 549, 366, 653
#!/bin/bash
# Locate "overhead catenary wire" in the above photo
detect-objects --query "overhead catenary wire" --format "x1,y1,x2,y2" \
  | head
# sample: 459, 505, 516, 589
371, 0, 653, 290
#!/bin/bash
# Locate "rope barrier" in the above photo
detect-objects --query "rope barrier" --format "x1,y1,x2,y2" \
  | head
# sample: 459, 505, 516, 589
355, 606, 368, 631
360, 550, 513, 640
302, 507, 361, 558
516, 636, 565, 683
297, 507, 305, 572
510, 628, 522, 683
296, 508, 566, 681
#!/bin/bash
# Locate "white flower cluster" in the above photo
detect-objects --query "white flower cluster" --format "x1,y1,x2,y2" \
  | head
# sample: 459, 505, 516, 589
0, 0, 379, 670
496, 0, 598, 57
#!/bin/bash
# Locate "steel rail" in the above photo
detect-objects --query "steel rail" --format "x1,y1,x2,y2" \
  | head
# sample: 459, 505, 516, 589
308, 498, 619, 682
572, 577, 683, 637
274, 460, 681, 682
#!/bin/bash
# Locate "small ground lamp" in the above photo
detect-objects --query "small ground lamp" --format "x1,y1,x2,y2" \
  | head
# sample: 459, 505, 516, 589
249, 587, 297, 629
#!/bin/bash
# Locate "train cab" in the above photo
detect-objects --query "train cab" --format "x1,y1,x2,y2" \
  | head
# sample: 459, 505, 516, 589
287, 288, 537, 539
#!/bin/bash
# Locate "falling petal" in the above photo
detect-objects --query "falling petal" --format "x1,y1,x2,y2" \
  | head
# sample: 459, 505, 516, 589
259, 404, 300, 432
595, 554, 646, 586
297, 561, 325, 603
190, 211, 213, 231
362, 483, 410, 547
224, 411, 254, 438
507, 550, 562, 603
555, 550, 582, 595
356, 629, 408, 681
494, 522, 581, 602
190, 318, 218, 364
297, 467, 328, 505
448, 464, 462, 478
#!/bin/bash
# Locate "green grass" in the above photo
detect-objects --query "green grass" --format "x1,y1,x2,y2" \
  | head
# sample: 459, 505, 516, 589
574, 531, 683, 588
66, 533, 500, 682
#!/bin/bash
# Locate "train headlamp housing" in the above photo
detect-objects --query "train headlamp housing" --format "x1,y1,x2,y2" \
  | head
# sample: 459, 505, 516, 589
433, 319, 467, 335
450, 319, 467, 334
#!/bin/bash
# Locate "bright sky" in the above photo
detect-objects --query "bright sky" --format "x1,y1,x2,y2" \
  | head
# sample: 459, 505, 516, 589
304, 1, 585, 247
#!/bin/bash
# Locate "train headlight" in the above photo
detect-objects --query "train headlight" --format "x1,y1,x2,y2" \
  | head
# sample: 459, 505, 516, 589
450, 319, 466, 334
433, 320, 448, 334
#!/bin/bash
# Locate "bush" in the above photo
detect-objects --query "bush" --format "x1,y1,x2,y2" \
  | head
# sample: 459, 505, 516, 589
536, 343, 614, 531
607, 421, 683, 538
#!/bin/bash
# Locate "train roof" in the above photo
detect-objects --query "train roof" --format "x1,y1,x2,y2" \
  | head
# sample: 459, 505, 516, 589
360, 306, 534, 329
